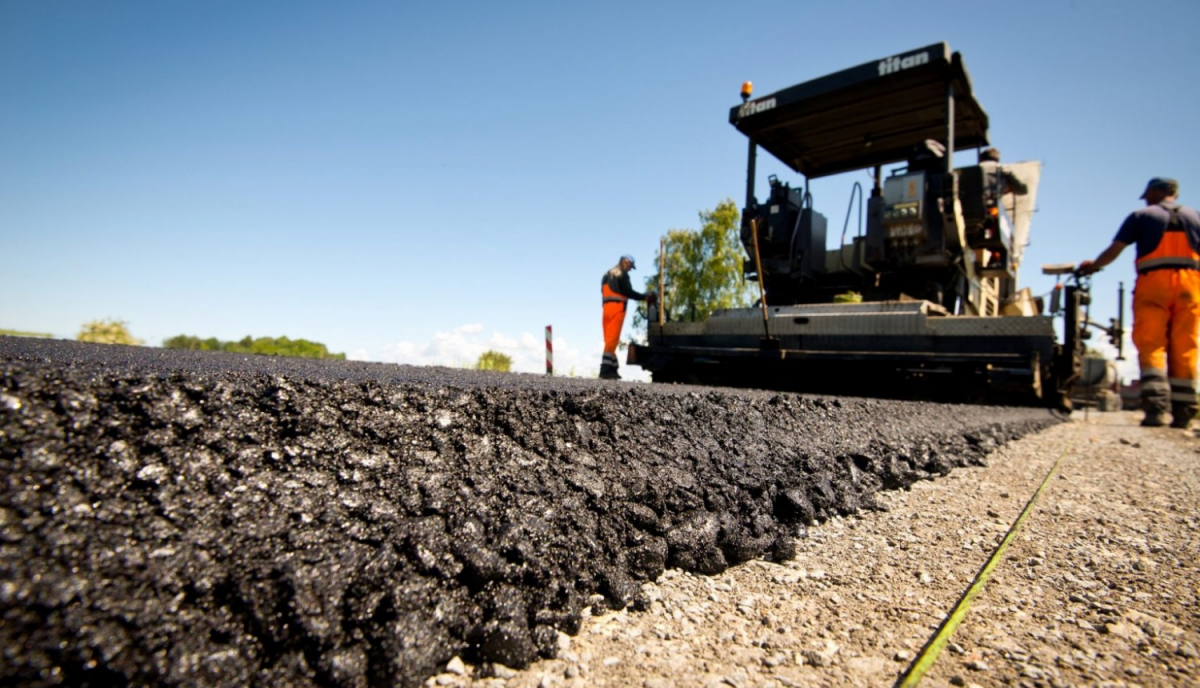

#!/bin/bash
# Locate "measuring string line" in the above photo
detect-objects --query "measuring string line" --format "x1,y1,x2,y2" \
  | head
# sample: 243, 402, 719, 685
893, 443, 1072, 687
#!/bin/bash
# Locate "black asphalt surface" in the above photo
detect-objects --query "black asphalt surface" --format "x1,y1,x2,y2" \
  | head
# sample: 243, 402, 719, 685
0, 336, 1060, 687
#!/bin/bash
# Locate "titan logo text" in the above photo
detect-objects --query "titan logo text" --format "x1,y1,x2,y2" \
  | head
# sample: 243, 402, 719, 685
739, 97, 777, 118
877, 51, 930, 76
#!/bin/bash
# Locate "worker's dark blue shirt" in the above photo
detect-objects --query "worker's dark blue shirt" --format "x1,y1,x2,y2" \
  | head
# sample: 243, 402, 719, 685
601, 265, 645, 301
1114, 202, 1200, 259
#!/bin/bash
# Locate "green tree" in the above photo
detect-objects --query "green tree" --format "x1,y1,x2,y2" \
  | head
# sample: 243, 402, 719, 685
163, 334, 346, 359
77, 319, 143, 346
633, 199, 753, 335
163, 335, 222, 351
475, 350, 513, 372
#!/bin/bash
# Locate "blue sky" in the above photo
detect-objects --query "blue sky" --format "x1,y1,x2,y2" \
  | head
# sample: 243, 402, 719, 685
3, 1, 1198, 380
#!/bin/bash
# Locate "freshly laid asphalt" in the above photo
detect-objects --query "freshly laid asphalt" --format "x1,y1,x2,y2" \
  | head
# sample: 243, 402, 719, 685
0, 336, 1059, 687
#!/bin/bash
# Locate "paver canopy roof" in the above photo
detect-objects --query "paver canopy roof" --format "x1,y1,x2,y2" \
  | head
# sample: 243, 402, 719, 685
730, 43, 990, 179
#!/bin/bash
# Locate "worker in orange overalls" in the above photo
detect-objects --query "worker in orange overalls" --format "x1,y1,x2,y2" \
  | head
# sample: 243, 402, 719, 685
1080, 177, 1200, 428
600, 255, 647, 380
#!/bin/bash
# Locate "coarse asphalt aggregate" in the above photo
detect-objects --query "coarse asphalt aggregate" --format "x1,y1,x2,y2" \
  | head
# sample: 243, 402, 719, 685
0, 336, 1060, 687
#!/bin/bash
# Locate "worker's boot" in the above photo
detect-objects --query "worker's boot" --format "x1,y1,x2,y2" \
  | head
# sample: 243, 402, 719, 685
1170, 403, 1197, 429
1141, 405, 1169, 427
599, 352, 621, 380
1139, 376, 1170, 427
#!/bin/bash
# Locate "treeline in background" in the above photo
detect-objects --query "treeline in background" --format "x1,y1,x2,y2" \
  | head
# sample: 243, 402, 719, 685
7, 319, 522, 371
21, 320, 513, 369
163, 334, 345, 360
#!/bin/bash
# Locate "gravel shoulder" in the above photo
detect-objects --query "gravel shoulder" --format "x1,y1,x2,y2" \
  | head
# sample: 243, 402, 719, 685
432, 411, 1200, 688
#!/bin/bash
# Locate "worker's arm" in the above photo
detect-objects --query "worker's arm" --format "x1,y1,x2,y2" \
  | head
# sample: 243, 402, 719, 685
1078, 241, 1128, 276
618, 273, 646, 301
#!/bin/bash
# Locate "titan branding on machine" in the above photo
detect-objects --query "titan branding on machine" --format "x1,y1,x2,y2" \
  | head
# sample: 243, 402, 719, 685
877, 51, 930, 76
632, 42, 1122, 410
737, 97, 776, 118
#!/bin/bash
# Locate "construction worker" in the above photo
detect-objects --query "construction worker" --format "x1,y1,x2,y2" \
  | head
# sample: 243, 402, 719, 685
1079, 177, 1200, 428
600, 254, 647, 380
978, 147, 1028, 197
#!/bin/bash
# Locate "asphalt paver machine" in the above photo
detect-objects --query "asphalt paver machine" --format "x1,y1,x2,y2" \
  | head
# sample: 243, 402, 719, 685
629, 43, 1120, 408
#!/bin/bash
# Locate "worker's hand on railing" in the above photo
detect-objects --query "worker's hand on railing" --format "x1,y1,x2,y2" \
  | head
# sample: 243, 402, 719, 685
1076, 260, 1100, 277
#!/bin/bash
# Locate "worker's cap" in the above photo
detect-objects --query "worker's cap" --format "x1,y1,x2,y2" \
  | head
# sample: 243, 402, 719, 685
621, 254, 636, 269
979, 147, 1001, 162
1140, 177, 1178, 199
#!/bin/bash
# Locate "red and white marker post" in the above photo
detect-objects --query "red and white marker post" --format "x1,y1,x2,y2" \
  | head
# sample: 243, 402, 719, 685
545, 325, 553, 376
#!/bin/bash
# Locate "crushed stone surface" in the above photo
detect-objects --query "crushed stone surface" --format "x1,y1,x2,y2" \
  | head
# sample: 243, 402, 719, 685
436, 412, 1199, 688
2, 336, 1068, 687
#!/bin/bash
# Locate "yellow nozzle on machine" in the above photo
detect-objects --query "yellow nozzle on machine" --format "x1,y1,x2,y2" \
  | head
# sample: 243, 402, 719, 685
741, 81, 753, 100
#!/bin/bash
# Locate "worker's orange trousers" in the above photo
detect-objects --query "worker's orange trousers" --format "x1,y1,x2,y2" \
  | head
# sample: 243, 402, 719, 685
1133, 268, 1200, 413
602, 301, 626, 355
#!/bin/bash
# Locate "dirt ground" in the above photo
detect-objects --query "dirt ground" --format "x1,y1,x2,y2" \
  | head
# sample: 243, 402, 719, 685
431, 411, 1200, 688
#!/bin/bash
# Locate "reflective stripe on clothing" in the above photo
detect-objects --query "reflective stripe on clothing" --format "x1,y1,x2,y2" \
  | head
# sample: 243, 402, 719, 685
602, 284, 628, 304
601, 264, 644, 302
1133, 269, 1200, 413
1170, 376, 1198, 392
1170, 377, 1198, 405
1118, 202, 1200, 263
1140, 371, 1170, 412
1136, 207, 1200, 274
1132, 270, 1200, 377
601, 263, 642, 363
1138, 257, 1200, 272
1171, 389, 1197, 403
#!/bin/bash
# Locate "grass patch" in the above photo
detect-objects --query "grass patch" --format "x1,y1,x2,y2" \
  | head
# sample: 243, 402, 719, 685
0, 328, 55, 338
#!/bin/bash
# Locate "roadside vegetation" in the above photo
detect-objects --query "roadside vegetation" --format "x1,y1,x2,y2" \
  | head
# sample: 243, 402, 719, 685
474, 350, 512, 372
77, 319, 143, 345
1, 328, 54, 338
163, 335, 346, 360
633, 198, 752, 336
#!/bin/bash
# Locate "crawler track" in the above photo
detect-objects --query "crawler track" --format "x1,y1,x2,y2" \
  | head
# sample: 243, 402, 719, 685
0, 337, 1059, 687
